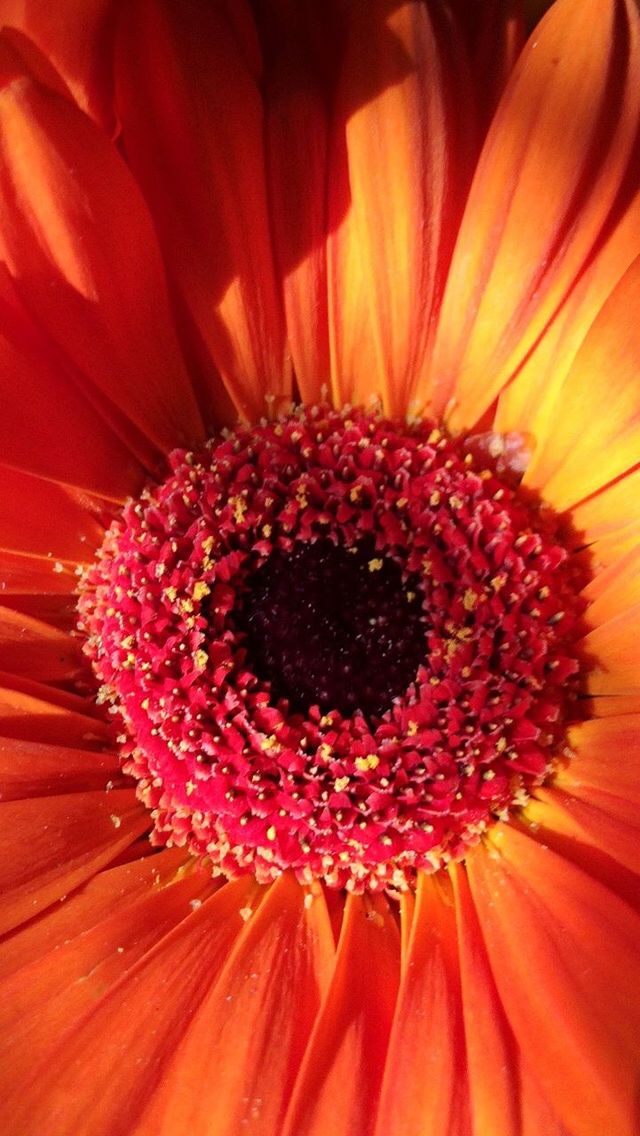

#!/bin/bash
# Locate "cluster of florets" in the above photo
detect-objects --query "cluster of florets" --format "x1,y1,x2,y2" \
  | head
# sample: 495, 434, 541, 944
78, 406, 581, 892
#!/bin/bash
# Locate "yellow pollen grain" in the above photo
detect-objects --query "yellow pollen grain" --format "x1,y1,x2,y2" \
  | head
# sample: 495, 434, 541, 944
368, 558, 383, 572
334, 776, 350, 792
229, 495, 247, 524
318, 743, 333, 760
429, 491, 441, 506
491, 574, 507, 592
192, 581, 210, 602
164, 585, 178, 603
355, 754, 380, 773
266, 825, 277, 841
463, 589, 477, 611
193, 649, 208, 671
262, 524, 272, 538
407, 721, 419, 736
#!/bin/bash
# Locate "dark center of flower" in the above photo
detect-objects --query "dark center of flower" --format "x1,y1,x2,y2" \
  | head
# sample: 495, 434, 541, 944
235, 539, 425, 719
78, 406, 583, 893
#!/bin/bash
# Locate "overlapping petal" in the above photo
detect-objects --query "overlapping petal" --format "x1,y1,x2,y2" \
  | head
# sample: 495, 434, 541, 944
430, 0, 640, 434
115, 0, 290, 425
326, 0, 472, 416
0, 4, 638, 1136
0, 38, 204, 470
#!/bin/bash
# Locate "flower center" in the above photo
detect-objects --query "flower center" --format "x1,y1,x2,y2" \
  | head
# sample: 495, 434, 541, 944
78, 406, 583, 893
236, 538, 425, 719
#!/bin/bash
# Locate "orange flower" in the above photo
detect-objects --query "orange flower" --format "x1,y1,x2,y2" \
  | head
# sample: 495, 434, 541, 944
0, 2, 639, 1135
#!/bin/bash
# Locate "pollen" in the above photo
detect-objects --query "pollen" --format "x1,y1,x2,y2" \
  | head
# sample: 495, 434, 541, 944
77, 406, 584, 894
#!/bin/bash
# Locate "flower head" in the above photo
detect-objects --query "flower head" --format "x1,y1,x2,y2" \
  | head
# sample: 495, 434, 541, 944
0, 2, 639, 1135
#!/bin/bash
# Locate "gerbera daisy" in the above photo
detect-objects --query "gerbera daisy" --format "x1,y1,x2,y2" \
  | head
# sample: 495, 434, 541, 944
0, 0, 638, 1134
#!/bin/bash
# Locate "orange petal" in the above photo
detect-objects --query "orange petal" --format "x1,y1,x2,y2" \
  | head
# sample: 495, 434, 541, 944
282, 893, 400, 1136
0, 593, 77, 632
0, 0, 117, 130
519, 1061, 574, 1136
255, 0, 338, 404
0, 735, 118, 800
0, 671, 111, 746
522, 255, 640, 509
0, 876, 261, 1136
526, 785, 640, 877
467, 830, 640, 1136
0, 273, 145, 499
0, 846, 189, 978
115, 0, 290, 425
583, 543, 640, 627
327, 0, 472, 416
431, 0, 640, 431
570, 471, 640, 575
375, 873, 469, 1136
0, 463, 103, 561
0, 865, 212, 1105
559, 715, 640, 800
0, 41, 204, 459
138, 873, 335, 1136
0, 605, 82, 682
0, 551, 78, 596
583, 602, 640, 710
0, 788, 148, 936
451, 865, 520, 1136
447, 0, 525, 134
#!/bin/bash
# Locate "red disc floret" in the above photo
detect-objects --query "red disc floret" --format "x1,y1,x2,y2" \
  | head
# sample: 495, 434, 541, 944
78, 406, 582, 892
